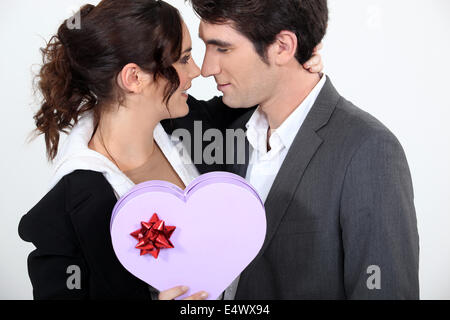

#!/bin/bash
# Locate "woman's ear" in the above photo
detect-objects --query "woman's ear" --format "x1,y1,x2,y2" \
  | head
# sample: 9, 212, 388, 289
116, 63, 151, 94
270, 30, 298, 66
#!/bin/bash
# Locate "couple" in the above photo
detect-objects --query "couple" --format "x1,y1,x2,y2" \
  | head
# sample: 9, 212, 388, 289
19, 0, 420, 300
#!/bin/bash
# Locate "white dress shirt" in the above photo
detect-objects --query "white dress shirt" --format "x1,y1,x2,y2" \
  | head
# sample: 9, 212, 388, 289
222, 74, 326, 300
245, 74, 326, 203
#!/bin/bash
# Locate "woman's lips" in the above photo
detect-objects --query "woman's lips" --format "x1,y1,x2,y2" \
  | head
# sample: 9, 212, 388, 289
181, 85, 191, 98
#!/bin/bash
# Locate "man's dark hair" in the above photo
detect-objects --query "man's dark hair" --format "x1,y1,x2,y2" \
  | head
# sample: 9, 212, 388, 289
188, 0, 328, 64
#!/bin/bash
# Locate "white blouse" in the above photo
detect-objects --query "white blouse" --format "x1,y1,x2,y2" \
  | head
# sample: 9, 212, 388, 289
49, 111, 200, 199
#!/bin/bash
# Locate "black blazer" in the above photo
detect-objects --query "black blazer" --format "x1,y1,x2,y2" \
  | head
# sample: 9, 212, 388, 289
18, 170, 151, 299
18, 95, 247, 300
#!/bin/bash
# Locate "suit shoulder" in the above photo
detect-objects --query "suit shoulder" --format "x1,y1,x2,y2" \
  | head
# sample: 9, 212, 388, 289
62, 169, 115, 199
30, 170, 113, 214
331, 97, 402, 146
325, 98, 410, 173
18, 170, 115, 246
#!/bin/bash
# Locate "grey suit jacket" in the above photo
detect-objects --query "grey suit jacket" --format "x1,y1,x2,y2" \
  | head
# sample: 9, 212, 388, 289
227, 77, 419, 299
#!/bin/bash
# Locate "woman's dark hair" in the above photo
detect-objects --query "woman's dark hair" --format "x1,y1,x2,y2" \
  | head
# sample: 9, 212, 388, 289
34, 0, 183, 160
188, 0, 328, 65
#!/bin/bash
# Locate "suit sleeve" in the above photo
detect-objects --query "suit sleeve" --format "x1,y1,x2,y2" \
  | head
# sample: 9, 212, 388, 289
339, 130, 420, 299
186, 95, 250, 130
18, 181, 90, 300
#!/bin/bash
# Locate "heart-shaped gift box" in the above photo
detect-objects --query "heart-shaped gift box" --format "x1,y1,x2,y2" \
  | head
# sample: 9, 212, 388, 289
110, 171, 266, 300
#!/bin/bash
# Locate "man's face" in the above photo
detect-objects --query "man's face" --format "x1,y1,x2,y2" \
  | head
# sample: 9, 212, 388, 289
199, 21, 277, 109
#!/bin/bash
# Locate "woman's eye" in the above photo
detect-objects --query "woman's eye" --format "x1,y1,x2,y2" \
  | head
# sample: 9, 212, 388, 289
181, 55, 191, 64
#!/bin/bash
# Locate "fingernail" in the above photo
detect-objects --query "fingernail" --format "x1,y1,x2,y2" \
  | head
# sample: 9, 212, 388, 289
181, 286, 189, 291
201, 292, 208, 298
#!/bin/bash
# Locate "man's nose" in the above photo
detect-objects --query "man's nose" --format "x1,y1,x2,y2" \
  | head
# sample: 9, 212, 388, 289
201, 54, 221, 78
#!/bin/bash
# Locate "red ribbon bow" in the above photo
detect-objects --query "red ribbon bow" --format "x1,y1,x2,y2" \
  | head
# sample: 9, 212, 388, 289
130, 213, 176, 259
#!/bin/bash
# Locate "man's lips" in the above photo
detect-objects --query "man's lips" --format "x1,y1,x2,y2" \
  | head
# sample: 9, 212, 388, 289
217, 83, 231, 91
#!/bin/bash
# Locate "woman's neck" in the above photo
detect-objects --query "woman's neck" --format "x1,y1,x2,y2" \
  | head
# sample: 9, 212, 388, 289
89, 104, 161, 172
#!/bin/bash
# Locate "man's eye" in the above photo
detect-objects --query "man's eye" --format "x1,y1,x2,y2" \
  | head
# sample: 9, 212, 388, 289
217, 48, 229, 53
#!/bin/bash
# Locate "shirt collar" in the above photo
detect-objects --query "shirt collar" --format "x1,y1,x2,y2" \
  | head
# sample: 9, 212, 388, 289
246, 106, 270, 154
246, 74, 327, 153
276, 74, 326, 149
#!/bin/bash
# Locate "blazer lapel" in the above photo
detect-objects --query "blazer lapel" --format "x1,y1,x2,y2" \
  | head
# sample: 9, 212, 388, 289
261, 130, 323, 253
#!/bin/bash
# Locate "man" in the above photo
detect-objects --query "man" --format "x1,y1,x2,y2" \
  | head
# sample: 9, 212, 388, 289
167, 0, 419, 299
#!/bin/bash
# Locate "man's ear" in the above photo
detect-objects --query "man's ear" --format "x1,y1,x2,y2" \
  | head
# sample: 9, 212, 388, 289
116, 63, 151, 94
270, 30, 298, 66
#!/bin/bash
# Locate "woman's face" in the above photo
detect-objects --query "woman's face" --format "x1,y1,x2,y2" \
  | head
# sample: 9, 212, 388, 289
164, 21, 201, 118
119, 20, 200, 121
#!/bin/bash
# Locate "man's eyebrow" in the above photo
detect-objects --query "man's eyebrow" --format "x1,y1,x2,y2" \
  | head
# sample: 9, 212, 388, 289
182, 47, 192, 54
202, 39, 232, 47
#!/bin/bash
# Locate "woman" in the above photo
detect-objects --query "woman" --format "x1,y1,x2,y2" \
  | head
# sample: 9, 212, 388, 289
18, 0, 322, 300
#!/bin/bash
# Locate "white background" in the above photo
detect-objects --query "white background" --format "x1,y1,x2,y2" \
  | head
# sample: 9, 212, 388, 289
0, 0, 449, 299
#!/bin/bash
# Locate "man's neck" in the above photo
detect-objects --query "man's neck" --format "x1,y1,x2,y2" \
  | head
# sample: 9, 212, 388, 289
259, 70, 321, 130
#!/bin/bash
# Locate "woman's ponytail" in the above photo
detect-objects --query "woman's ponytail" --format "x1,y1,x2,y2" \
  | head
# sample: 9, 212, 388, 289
33, 4, 97, 161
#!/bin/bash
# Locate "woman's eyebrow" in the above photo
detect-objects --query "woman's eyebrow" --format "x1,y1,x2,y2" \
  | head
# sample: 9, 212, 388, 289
182, 47, 192, 54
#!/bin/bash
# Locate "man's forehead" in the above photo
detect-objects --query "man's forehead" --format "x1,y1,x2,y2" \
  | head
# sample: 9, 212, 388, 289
198, 20, 239, 44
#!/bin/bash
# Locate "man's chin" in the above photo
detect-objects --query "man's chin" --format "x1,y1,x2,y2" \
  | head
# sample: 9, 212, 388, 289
222, 95, 242, 109
223, 96, 254, 109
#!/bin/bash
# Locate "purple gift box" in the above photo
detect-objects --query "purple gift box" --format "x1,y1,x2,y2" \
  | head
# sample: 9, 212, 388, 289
110, 171, 267, 300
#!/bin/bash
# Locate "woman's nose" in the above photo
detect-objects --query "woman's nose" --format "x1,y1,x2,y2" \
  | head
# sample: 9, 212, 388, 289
190, 60, 201, 79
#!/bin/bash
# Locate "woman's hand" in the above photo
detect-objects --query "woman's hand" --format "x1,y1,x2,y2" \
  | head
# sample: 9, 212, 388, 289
303, 42, 324, 73
158, 285, 209, 300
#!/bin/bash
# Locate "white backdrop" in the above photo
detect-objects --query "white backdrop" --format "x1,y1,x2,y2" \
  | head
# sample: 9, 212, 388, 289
1, 0, 449, 299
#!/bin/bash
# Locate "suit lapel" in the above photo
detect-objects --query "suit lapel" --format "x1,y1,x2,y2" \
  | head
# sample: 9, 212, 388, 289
257, 80, 340, 254
235, 77, 341, 296
260, 129, 323, 253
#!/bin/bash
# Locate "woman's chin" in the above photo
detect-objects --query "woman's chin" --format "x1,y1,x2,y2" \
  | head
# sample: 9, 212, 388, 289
179, 104, 190, 118
167, 103, 189, 119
